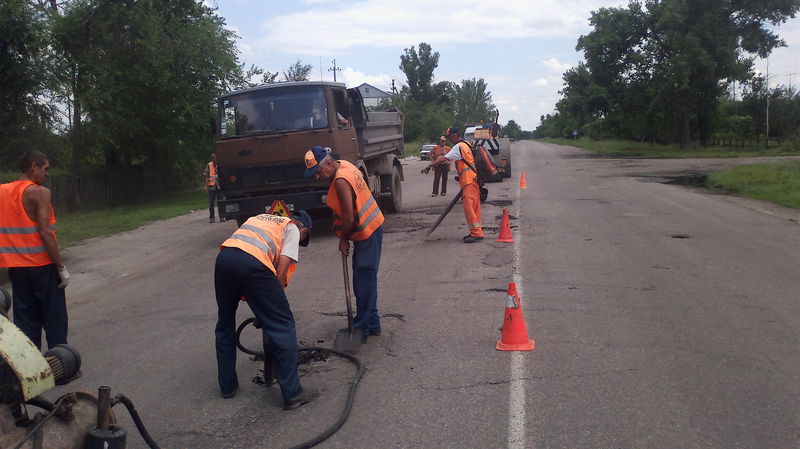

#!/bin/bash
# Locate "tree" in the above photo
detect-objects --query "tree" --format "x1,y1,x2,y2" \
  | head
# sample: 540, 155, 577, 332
569, 0, 800, 147
0, 0, 53, 169
50, 0, 242, 184
452, 78, 496, 126
502, 120, 522, 140
283, 59, 312, 82
399, 43, 439, 103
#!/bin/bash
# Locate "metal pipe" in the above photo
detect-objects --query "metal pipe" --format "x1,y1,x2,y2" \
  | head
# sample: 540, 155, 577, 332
97, 386, 112, 431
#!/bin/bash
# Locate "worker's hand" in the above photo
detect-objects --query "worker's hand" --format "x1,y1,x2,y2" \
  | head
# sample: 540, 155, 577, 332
338, 239, 350, 256
421, 166, 431, 174
57, 266, 71, 289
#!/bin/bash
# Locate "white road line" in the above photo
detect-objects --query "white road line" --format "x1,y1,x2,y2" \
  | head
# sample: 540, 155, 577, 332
508, 183, 528, 449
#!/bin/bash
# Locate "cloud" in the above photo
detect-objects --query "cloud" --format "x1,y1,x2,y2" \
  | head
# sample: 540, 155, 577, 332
541, 57, 573, 73
341, 68, 392, 91
252, 0, 627, 55
532, 78, 549, 87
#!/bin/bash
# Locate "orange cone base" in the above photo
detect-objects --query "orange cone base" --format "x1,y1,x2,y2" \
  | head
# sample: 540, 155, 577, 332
496, 339, 535, 351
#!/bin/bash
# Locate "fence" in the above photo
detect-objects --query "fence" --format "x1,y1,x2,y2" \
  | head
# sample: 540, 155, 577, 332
708, 136, 798, 149
48, 167, 168, 213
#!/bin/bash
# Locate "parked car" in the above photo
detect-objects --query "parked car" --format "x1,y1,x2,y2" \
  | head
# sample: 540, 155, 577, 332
419, 144, 437, 161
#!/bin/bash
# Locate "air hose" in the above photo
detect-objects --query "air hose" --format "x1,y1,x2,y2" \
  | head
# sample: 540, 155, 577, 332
235, 317, 366, 449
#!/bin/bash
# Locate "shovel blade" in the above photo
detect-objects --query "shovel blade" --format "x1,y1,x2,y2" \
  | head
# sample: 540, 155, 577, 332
334, 328, 362, 352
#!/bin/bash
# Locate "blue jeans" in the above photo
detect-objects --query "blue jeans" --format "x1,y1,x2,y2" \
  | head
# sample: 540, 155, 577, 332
8, 264, 68, 350
214, 248, 303, 401
208, 187, 219, 219
352, 226, 383, 336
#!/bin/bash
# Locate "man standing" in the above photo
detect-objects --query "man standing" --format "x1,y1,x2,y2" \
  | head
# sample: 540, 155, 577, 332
425, 126, 485, 243
204, 154, 224, 223
429, 136, 450, 197
0, 150, 70, 349
214, 210, 318, 409
304, 146, 384, 341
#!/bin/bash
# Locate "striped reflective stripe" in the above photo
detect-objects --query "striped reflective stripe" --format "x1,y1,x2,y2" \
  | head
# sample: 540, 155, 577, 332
238, 224, 278, 257
0, 246, 46, 254
353, 206, 380, 233
0, 226, 38, 234
231, 234, 275, 260
355, 196, 376, 222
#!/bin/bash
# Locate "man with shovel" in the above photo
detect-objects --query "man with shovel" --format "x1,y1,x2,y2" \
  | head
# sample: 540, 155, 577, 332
213, 211, 318, 410
304, 146, 384, 343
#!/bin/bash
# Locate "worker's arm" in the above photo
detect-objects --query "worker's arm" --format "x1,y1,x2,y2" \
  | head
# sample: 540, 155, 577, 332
275, 255, 295, 287
334, 178, 355, 256
26, 186, 63, 269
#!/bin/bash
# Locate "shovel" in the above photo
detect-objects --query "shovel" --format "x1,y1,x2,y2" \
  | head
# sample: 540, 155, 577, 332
334, 253, 362, 352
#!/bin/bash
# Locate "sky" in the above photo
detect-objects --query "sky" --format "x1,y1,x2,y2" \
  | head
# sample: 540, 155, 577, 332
205, 0, 800, 131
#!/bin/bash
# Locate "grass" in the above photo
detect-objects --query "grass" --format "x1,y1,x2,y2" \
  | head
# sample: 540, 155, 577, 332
542, 137, 800, 158
404, 138, 434, 159
56, 190, 207, 247
708, 161, 800, 209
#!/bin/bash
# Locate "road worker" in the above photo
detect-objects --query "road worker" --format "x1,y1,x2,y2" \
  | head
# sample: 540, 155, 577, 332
204, 153, 225, 223
0, 150, 71, 349
429, 136, 450, 196
213, 211, 319, 410
304, 146, 384, 342
425, 126, 485, 243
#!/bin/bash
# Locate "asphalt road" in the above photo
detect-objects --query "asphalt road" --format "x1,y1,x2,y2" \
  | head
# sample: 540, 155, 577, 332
33, 140, 800, 448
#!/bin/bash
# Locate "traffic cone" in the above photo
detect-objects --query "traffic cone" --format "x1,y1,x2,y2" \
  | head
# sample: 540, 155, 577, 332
519, 172, 528, 189
496, 208, 514, 243
496, 282, 535, 351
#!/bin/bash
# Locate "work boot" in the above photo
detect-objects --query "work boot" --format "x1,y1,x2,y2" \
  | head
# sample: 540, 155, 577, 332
284, 387, 319, 410
463, 236, 484, 243
221, 386, 238, 399
209, 217, 215, 223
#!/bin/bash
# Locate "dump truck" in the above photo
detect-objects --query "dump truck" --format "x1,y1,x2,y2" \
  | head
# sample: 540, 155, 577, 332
212, 81, 404, 225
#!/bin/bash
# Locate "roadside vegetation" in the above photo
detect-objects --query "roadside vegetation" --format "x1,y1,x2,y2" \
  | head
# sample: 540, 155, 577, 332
542, 137, 800, 158
56, 190, 207, 248
708, 161, 800, 209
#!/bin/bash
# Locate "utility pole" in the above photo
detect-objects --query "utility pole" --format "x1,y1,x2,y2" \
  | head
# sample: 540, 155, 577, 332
391, 79, 397, 94
328, 59, 341, 82
765, 57, 770, 148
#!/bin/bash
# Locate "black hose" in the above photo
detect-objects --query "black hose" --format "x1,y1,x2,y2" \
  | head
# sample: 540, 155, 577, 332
12, 396, 66, 449
26, 397, 55, 412
235, 319, 366, 449
113, 394, 162, 449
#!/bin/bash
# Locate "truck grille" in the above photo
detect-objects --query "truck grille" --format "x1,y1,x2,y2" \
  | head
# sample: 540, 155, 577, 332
223, 163, 308, 189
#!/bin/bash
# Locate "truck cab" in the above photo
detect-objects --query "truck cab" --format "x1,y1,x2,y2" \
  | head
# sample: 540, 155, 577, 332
213, 82, 404, 224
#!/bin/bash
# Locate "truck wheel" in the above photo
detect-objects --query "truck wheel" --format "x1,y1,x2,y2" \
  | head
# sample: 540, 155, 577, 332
381, 166, 402, 213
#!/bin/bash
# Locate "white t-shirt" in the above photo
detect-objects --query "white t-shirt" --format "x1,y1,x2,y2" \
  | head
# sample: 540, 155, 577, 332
444, 142, 467, 161
281, 223, 300, 262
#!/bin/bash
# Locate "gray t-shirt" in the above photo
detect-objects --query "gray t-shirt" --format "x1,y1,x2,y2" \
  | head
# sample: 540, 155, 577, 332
282, 223, 300, 262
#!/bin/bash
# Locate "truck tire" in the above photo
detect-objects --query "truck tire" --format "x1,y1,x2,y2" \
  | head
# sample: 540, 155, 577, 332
381, 166, 402, 213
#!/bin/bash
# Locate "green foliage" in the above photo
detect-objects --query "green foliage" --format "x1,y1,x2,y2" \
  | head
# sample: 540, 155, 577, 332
49, 0, 242, 187
283, 59, 313, 82
452, 78, 496, 125
708, 161, 800, 208
502, 120, 522, 140
399, 43, 440, 103
0, 0, 54, 170
541, 0, 800, 147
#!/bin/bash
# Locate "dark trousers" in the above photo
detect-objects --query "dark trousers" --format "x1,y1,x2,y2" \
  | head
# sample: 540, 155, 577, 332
214, 248, 302, 401
8, 264, 68, 349
432, 168, 448, 195
208, 187, 219, 219
352, 226, 383, 336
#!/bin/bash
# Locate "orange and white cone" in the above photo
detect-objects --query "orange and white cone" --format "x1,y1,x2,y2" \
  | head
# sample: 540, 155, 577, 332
496, 208, 514, 243
496, 282, 535, 351
519, 172, 528, 189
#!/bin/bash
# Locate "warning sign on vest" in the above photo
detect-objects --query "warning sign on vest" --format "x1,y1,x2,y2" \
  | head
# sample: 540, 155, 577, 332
267, 200, 290, 217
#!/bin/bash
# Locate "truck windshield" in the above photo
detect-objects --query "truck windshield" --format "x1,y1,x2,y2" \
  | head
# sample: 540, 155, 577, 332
220, 85, 328, 137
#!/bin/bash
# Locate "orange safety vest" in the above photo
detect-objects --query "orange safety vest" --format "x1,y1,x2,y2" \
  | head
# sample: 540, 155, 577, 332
220, 214, 297, 284
454, 141, 478, 188
0, 180, 56, 268
207, 162, 218, 187
326, 160, 384, 241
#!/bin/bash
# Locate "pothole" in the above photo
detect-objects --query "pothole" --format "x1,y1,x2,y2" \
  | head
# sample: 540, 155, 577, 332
671, 234, 690, 239
486, 200, 513, 207
665, 175, 708, 188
